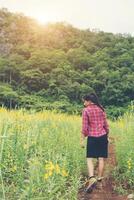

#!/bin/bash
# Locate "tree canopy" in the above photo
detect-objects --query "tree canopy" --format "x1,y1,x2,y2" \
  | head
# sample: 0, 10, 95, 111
0, 8, 134, 117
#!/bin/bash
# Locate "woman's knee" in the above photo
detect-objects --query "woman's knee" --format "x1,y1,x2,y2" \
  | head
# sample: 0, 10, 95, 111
98, 157, 104, 161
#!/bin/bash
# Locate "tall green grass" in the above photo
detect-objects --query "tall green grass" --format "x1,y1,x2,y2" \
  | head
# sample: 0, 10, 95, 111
111, 112, 134, 193
0, 108, 86, 200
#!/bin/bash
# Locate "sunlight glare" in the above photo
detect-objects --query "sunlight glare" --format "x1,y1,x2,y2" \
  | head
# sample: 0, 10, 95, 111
34, 13, 57, 25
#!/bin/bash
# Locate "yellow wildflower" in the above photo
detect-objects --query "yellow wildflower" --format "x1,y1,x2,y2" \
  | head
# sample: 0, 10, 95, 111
11, 166, 17, 172
127, 158, 132, 170
61, 169, 68, 177
48, 171, 53, 176
44, 173, 49, 180
55, 164, 60, 174
128, 165, 132, 170
45, 161, 55, 171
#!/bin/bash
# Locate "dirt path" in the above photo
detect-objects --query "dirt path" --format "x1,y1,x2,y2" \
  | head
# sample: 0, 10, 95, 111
78, 137, 128, 200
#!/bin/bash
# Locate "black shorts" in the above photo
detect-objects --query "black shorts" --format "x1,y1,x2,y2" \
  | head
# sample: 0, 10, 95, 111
86, 134, 108, 158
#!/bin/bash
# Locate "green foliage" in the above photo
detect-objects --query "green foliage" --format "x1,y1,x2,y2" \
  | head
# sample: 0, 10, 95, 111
0, 83, 18, 108
106, 106, 128, 119
111, 112, 134, 193
0, 108, 84, 199
0, 8, 134, 118
18, 94, 83, 115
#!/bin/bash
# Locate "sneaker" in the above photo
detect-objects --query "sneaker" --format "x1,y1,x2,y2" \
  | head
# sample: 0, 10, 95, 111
97, 176, 104, 182
84, 176, 97, 193
96, 177, 104, 190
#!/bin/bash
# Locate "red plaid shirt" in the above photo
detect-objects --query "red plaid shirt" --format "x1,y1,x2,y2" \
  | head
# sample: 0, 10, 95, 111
82, 104, 109, 137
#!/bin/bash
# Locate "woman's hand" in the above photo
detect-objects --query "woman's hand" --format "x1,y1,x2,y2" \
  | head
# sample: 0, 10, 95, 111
80, 140, 85, 148
80, 135, 85, 148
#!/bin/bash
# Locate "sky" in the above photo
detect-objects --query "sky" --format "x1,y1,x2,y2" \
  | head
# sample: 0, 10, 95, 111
0, 0, 134, 35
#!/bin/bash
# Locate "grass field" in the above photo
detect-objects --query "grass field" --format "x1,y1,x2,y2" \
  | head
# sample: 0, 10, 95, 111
0, 108, 86, 200
0, 107, 133, 199
111, 112, 134, 194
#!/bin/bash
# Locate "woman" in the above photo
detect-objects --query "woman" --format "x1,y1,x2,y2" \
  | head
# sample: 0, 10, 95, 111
80, 93, 109, 193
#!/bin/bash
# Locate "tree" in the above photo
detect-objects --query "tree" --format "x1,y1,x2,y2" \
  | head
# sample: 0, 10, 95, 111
0, 83, 18, 108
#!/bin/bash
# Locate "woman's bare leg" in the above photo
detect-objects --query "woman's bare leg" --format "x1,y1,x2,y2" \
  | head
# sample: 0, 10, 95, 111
87, 158, 94, 177
98, 157, 104, 178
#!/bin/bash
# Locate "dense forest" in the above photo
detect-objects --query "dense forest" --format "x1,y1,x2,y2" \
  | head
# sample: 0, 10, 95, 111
0, 8, 134, 117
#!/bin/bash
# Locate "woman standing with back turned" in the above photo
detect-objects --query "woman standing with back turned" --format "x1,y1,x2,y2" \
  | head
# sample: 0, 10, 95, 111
80, 93, 109, 193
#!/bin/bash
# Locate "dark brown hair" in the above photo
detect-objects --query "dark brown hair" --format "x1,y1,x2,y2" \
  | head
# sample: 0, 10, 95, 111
83, 93, 104, 111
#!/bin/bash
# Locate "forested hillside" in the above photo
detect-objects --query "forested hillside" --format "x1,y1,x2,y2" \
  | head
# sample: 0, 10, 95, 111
0, 8, 134, 117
